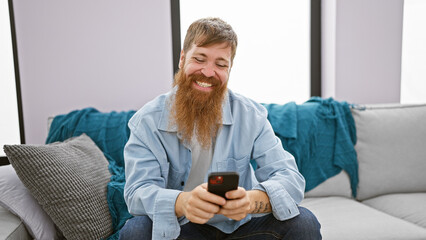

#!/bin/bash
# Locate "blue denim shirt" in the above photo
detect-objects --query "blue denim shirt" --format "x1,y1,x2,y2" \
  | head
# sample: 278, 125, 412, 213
123, 89, 305, 240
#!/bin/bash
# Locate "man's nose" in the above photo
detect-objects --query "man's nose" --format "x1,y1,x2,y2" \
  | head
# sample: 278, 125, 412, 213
201, 64, 216, 78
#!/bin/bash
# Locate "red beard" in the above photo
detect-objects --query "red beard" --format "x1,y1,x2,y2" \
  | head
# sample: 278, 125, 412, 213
170, 69, 228, 148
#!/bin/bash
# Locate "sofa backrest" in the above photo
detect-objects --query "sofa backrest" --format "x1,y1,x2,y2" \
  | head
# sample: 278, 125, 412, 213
353, 103, 426, 200
305, 103, 426, 200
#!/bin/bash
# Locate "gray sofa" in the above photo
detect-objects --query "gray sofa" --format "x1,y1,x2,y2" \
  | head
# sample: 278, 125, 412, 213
301, 103, 426, 240
1, 103, 426, 239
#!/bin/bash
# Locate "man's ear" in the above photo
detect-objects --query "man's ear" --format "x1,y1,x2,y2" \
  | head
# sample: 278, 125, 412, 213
178, 50, 185, 69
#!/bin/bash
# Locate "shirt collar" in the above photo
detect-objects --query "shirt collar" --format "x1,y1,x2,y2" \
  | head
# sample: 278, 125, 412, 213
158, 88, 233, 132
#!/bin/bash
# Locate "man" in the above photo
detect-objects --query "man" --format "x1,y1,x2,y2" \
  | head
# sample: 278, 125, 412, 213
120, 17, 321, 240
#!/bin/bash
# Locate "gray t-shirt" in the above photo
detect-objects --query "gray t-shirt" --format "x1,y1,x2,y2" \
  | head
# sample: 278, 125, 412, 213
183, 137, 229, 223
183, 137, 213, 192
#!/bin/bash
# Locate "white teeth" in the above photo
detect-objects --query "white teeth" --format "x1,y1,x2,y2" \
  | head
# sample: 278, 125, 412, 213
196, 81, 212, 88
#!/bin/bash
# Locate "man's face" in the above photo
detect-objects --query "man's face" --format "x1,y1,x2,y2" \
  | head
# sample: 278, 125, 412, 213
171, 42, 232, 148
179, 42, 232, 92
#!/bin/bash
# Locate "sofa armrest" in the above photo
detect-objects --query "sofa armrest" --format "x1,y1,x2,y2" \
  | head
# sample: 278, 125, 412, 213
0, 205, 31, 240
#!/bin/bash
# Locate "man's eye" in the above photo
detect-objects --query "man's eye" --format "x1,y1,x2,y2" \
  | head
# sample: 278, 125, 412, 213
194, 57, 204, 63
217, 64, 228, 68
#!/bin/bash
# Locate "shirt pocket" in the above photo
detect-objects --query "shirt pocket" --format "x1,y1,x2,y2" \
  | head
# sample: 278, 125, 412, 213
167, 164, 185, 190
218, 155, 251, 181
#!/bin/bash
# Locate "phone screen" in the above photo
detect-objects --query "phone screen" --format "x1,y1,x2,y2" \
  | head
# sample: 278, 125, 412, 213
207, 172, 239, 198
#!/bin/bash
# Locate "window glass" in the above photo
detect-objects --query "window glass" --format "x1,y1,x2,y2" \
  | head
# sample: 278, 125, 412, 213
401, 0, 426, 104
0, 1, 21, 158
180, 0, 310, 104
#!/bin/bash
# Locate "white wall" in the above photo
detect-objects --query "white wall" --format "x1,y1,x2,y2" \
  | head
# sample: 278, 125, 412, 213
13, 0, 174, 144
322, 0, 404, 104
12, 0, 406, 144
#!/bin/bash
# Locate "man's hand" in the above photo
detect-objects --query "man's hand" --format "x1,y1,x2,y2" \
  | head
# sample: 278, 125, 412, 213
175, 183, 226, 224
217, 187, 251, 221
218, 189, 272, 221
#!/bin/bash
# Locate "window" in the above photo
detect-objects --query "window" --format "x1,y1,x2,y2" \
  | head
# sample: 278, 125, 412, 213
0, 0, 24, 165
401, 0, 426, 104
172, 0, 319, 104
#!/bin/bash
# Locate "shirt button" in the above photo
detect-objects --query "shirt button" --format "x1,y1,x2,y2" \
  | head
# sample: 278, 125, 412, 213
181, 181, 184, 186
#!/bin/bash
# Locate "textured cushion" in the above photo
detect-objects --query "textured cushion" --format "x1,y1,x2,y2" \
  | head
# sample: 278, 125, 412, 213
363, 193, 426, 228
351, 104, 426, 200
0, 165, 58, 239
3, 134, 113, 239
301, 196, 426, 240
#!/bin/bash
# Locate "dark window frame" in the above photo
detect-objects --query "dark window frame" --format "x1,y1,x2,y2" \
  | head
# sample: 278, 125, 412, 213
170, 0, 321, 97
1, 0, 25, 166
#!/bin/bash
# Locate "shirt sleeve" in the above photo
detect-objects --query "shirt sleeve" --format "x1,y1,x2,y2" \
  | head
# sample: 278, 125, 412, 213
251, 116, 306, 221
123, 125, 182, 240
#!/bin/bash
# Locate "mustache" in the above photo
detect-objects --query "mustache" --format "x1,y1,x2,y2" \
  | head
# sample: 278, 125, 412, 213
188, 74, 222, 87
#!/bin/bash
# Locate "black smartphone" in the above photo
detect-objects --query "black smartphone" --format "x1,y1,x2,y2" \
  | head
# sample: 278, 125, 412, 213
207, 172, 239, 199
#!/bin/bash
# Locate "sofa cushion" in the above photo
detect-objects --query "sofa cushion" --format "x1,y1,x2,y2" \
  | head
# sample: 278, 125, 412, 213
301, 196, 426, 240
363, 193, 426, 228
3, 134, 113, 240
351, 104, 426, 200
0, 165, 58, 239
304, 171, 352, 198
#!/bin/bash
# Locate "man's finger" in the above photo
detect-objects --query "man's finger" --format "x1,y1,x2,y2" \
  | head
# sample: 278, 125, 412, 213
197, 187, 226, 206
218, 207, 244, 216
221, 199, 247, 210
185, 213, 212, 224
187, 206, 216, 220
187, 192, 221, 214
225, 187, 246, 200
195, 199, 221, 214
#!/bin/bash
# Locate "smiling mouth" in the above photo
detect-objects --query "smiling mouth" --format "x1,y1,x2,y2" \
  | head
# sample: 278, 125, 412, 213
195, 81, 213, 88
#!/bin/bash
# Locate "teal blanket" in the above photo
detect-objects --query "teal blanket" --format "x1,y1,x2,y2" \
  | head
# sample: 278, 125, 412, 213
46, 108, 135, 240
262, 97, 358, 197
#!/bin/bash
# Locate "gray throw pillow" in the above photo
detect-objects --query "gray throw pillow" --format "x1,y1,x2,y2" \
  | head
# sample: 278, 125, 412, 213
3, 134, 113, 240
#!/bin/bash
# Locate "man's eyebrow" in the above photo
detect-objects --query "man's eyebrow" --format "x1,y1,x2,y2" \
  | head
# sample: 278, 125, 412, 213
194, 53, 207, 58
216, 57, 229, 63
